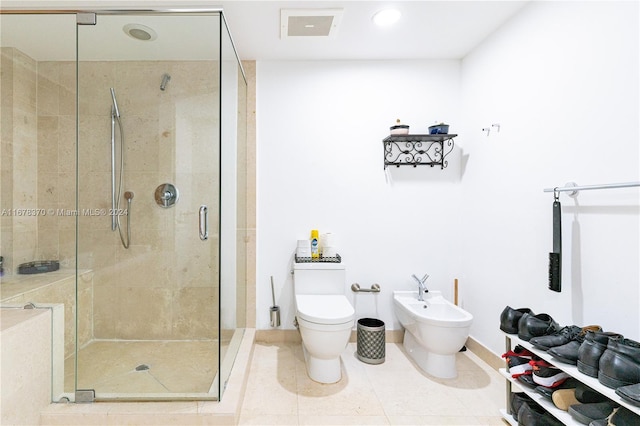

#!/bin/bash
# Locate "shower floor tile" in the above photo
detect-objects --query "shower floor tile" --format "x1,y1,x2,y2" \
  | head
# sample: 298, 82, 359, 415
238, 342, 505, 425
64, 340, 218, 395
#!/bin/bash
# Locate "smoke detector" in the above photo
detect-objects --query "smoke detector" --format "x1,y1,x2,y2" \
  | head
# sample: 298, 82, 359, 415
280, 9, 343, 38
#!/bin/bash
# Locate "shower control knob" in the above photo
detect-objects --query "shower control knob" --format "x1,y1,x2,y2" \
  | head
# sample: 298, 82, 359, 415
155, 183, 179, 208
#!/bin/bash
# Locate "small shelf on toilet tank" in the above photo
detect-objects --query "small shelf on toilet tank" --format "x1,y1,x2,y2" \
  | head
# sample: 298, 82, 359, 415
295, 254, 341, 263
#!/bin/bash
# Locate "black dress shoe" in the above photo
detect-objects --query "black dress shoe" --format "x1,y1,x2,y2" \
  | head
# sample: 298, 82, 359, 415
517, 373, 537, 387
615, 382, 640, 406
598, 337, 640, 388
501, 306, 533, 334
510, 392, 535, 421
517, 401, 563, 425
590, 407, 640, 426
517, 401, 544, 425
530, 325, 582, 350
574, 381, 609, 404
607, 406, 640, 425
546, 325, 602, 365
568, 401, 619, 424
534, 377, 579, 399
577, 331, 623, 377
518, 313, 559, 342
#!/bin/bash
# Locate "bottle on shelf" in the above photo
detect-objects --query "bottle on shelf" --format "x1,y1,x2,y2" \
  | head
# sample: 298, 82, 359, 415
310, 230, 319, 259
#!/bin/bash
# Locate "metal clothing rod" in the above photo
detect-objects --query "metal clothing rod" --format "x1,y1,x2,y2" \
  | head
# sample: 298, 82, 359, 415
544, 181, 640, 196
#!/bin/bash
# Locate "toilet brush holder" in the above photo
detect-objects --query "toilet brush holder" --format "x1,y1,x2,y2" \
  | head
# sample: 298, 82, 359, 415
269, 276, 281, 327
270, 306, 281, 328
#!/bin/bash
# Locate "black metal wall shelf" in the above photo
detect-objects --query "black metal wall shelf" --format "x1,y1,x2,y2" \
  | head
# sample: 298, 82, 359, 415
383, 134, 456, 169
294, 254, 342, 263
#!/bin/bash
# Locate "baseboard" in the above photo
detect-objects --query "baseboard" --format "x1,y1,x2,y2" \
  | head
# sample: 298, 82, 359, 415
255, 329, 301, 343
465, 336, 503, 371
256, 328, 404, 344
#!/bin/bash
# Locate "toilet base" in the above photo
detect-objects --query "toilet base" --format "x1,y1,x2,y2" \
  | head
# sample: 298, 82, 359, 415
403, 330, 458, 379
302, 345, 342, 384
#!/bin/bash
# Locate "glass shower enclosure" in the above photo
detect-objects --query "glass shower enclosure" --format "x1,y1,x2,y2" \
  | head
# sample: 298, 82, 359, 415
0, 9, 247, 401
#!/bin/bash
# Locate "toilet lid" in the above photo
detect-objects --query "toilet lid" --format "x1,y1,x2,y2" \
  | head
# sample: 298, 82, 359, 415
296, 295, 354, 325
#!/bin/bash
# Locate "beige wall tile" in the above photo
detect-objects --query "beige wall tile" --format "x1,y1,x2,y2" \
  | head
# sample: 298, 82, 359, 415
0, 309, 52, 426
115, 287, 173, 339
172, 287, 217, 339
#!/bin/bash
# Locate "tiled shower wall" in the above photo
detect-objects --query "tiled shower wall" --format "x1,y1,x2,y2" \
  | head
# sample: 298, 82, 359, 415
0, 48, 76, 276
1, 48, 223, 341
77, 59, 221, 340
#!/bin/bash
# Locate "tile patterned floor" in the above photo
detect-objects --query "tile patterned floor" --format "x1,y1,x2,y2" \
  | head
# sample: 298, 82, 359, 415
238, 342, 506, 425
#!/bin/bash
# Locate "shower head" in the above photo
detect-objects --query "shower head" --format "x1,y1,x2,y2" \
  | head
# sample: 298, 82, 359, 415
110, 88, 121, 118
160, 73, 171, 91
123, 23, 157, 42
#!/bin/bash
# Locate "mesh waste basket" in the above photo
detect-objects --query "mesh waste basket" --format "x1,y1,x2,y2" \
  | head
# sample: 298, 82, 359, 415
356, 318, 385, 364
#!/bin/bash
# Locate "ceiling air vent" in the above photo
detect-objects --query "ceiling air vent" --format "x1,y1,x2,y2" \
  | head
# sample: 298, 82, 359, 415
280, 9, 343, 38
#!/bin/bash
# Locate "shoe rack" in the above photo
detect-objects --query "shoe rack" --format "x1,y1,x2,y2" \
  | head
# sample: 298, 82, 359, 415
500, 332, 640, 425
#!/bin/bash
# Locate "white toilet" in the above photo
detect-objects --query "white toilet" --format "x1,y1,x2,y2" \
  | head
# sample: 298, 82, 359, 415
293, 261, 355, 384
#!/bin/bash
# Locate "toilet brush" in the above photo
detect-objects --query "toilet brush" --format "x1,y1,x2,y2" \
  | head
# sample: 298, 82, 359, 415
269, 276, 281, 327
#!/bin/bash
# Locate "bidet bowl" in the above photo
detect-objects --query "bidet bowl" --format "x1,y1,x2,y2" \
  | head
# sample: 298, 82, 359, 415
393, 290, 473, 328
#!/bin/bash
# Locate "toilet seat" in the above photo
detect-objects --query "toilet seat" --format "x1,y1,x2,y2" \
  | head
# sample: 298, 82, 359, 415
296, 295, 354, 325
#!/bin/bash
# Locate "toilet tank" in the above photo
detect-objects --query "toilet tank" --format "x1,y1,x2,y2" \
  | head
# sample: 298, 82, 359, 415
293, 262, 346, 295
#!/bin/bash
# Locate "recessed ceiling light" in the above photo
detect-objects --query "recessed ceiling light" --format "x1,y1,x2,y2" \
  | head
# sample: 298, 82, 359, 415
372, 9, 401, 27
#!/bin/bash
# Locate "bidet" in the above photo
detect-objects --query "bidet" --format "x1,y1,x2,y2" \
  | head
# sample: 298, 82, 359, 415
393, 290, 473, 378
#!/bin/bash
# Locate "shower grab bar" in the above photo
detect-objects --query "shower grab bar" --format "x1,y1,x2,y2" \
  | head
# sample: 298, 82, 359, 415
110, 107, 117, 231
543, 181, 640, 197
199, 205, 208, 241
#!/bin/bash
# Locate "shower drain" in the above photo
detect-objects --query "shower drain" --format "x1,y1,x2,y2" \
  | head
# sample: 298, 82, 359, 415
135, 364, 150, 371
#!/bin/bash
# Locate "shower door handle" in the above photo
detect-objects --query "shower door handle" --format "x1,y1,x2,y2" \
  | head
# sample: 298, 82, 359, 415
199, 205, 209, 241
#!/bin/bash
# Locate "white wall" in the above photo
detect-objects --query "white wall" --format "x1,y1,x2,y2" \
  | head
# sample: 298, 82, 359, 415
256, 60, 464, 330
257, 0, 640, 357
459, 1, 639, 354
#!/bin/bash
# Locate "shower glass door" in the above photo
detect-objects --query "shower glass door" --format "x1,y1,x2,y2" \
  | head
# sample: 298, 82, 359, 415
76, 12, 222, 400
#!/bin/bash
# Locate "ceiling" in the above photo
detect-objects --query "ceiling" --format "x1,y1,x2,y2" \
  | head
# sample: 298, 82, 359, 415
220, 1, 530, 60
0, 1, 529, 61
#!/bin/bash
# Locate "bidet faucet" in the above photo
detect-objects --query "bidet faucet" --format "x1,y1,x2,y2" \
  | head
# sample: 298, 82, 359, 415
412, 273, 429, 301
